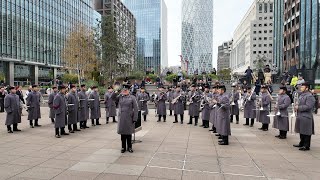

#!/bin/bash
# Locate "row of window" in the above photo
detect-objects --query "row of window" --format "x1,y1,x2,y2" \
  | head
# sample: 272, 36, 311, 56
253, 23, 273, 27
253, 37, 273, 41
258, 3, 273, 13
258, 16, 273, 20
253, 50, 273, 54
253, 30, 273, 34
253, 44, 273, 47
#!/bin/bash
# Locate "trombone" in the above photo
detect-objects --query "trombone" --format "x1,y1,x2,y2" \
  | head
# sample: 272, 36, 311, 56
290, 91, 299, 134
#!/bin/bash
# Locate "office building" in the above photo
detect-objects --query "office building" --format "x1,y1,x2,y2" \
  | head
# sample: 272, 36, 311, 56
273, 0, 319, 83
181, 0, 213, 75
93, 0, 136, 69
217, 41, 232, 72
230, 0, 274, 74
0, 0, 100, 86
122, 0, 168, 74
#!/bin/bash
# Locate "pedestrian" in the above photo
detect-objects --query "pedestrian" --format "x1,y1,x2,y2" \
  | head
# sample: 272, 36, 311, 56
48, 86, 58, 123
294, 83, 316, 151
26, 85, 41, 128
243, 86, 256, 127
245, 66, 253, 85
78, 84, 90, 129
136, 87, 150, 122
187, 85, 201, 126
67, 85, 80, 133
258, 69, 265, 85
311, 89, 318, 114
104, 86, 118, 124
216, 85, 231, 145
89, 86, 101, 126
117, 86, 138, 153
53, 85, 69, 138
273, 86, 291, 139
4, 86, 22, 133
156, 86, 167, 122
257, 85, 271, 131
0, 86, 6, 113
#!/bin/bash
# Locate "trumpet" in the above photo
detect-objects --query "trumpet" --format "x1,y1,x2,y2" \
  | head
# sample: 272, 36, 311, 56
258, 92, 263, 110
230, 90, 235, 106
242, 86, 255, 107
275, 94, 281, 116
291, 92, 299, 118
172, 94, 182, 104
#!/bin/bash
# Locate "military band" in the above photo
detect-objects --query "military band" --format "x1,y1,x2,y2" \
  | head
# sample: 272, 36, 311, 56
2, 81, 317, 151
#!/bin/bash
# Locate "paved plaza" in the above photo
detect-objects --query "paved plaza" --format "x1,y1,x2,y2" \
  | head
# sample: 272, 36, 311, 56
0, 107, 319, 180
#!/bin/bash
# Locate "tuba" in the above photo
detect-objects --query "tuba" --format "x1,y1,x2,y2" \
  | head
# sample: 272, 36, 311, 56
291, 92, 299, 118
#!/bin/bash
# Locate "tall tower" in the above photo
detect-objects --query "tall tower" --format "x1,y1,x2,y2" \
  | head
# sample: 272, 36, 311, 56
181, 0, 213, 75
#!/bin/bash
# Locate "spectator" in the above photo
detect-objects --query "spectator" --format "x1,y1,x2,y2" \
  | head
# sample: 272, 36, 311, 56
290, 75, 298, 89
181, 80, 188, 92
311, 89, 318, 114
266, 80, 273, 94
172, 76, 178, 87
16, 86, 25, 105
245, 66, 253, 85
25, 86, 32, 97
177, 68, 183, 82
133, 80, 139, 89
0, 86, 6, 112
296, 75, 305, 87
254, 80, 261, 95
192, 74, 197, 85
211, 68, 217, 75
258, 69, 265, 84
140, 77, 146, 88
145, 76, 151, 84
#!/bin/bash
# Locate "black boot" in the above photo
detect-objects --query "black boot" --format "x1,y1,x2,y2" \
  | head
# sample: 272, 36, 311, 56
91, 119, 95, 126
34, 119, 41, 127
173, 115, 178, 123
29, 120, 34, 128
143, 115, 147, 122
187, 116, 193, 124
74, 124, 80, 131
55, 128, 61, 138
13, 124, 21, 131
84, 120, 89, 128
51, 118, 55, 123
194, 116, 198, 126
230, 115, 233, 123
181, 115, 184, 124
200, 120, 204, 127
163, 115, 166, 122
96, 119, 101, 125
106, 117, 109, 124
244, 118, 249, 126
250, 119, 254, 127
113, 116, 117, 123
68, 124, 74, 133
7, 125, 13, 133
236, 115, 239, 124
61, 128, 69, 135
169, 110, 172, 116
157, 115, 161, 122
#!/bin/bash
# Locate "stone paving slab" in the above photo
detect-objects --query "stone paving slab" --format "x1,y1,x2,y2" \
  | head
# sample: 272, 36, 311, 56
0, 107, 319, 179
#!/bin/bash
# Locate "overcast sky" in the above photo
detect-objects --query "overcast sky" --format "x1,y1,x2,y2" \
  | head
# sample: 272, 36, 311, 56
165, 0, 255, 68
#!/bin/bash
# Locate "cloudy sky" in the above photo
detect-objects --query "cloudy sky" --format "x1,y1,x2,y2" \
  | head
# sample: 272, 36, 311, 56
164, 0, 255, 68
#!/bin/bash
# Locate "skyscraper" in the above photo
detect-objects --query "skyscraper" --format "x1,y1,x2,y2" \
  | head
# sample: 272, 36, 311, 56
0, 0, 100, 86
181, 0, 213, 75
217, 41, 232, 72
122, 0, 168, 74
273, 0, 319, 83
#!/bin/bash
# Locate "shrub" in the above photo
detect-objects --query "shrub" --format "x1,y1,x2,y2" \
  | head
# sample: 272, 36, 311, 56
165, 74, 177, 82
0, 73, 5, 82
61, 73, 78, 84
148, 74, 157, 81
83, 80, 99, 88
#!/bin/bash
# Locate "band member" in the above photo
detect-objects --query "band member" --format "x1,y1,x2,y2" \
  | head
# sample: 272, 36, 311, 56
173, 86, 185, 124
273, 86, 291, 139
257, 85, 271, 131
216, 85, 231, 145
167, 87, 174, 116
156, 86, 167, 122
67, 85, 80, 133
294, 83, 316, 151
229, 83, 240, 124
117, 86, 138, 153
104, 86, 118, 124
136, 87, 150, 122
78, 84, 89, 129
187, 85, 201, 126
209, 85, 218, 132
201, 86, 212, 128
89, 86, 101, 126
48, 86, 58, 123
243, 86, 256, 126
53, 85, 69, 138
26, 85, 41, 128
4, 86, 21, 133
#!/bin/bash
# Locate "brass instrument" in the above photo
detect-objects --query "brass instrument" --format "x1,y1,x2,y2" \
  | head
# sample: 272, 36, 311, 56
230, 90, 236, 106
172, 93, 182, 104
187, 92, 198, 105
290, 91, 299, 134
242, 86, 255, 107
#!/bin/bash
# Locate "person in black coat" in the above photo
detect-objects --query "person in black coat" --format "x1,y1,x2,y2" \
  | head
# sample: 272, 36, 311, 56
254, 80, 261, 95
0, 86, 7, 112
311, 89, 318, 114
258, 69, 265, 85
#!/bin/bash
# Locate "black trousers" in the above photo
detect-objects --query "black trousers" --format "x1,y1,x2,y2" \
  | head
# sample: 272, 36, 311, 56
230, 115, 239, 122
245, 118, 254, 125
51, 118, 55, 123
158, 115, 166, 121
91, 118, 100, 125
174, 114, 184, 122
262, 123, 269, 130
0, 99, 4, 112
169, 110, 173, 116
55, 127, 66, 135
106, 116, 116, 122
29, 119, 40, 126
68, 124, 78, 131
80, 120, 88, 128
121, 134, 132, 150
299, 134, 311, 148
203, 120, 209, 127
279, 130, 287, 137
189, 116, 199, 124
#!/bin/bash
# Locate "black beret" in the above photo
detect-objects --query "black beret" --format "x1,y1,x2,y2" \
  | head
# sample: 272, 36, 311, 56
122, 84, 130, 90
218, 85, 226, 89
32, 85, 38, 88
204, 85, 210, 89
191, 84, 196, 88
80, 84, 86, 88
70, 84, 76, 88
8, 86, 15, 90
247, 86, 252, 89
91, 86, 97, 89
301, 83, 310, 88
107, 86, 113, 90
52, 86, 57, 89
261, 85, 268, 89
279, 86, 287, 91
58, 85, 66, 90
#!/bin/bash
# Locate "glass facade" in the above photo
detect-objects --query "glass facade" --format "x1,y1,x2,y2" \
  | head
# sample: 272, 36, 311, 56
0, 0, 100, 84
273, 0, 284, 73
122, 0, 167, 73
182, 0, 213, 75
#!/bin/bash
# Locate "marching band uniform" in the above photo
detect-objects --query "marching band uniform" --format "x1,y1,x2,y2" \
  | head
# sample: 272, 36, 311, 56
167, 88, 174, 116
104, 87, 118, 123
136, 88, 150, 122
67, 85, 80, 133
173, 87, 185, 124
53, 85, 69, 138
201, 87, 212, 128
26, 85, 41, 128
48, 87, 58, 123
156, 88, 167, 122
78, 85, 89, 129
257, 85, 272, 131
273, 87, 291, 139
216, 85, 231, 145
243, 87, 256, 126
117, 88, 138, 153
4, 86, 21, 133
229, 85, 240, 124
188, 85, 201, 126
89, 86, 101, 126
209, 88, 218, 132
294, 83, 316, 151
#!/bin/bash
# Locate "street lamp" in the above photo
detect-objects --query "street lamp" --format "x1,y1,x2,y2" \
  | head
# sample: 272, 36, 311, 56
75, 55, 81, 87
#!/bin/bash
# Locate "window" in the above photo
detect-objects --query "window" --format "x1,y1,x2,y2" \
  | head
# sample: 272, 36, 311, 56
259, 17, 262, 20
253, 37, 257, 40
269, 50, 272, 54
264, 37, 267, 40
264, 30, 267, 33
259, 51, 262, 54
269, 44, 273, 47
259, 24, 262, 27
269, 23, 273, 26
269, 30, 273, 33
264, 23, 267, 27
264, 44, 267, 47
259, 4, 263, 13
259, 37, 262, 40
269, 37, 273, 40
259, 44, 262, 47
264, 51, 267, 54
253, 51, 257, 54
253, 24, 256, 27
270, 16, 273, 20
270, 3, 273, 12
253, 44, 257, 47
259, 31, 262, 34
264, 17, 268, 20
253, 31, 257, 34
264, 3, 268, 13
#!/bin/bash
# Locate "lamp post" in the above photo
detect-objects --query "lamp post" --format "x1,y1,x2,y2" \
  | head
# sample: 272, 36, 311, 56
75, 55, 81, 86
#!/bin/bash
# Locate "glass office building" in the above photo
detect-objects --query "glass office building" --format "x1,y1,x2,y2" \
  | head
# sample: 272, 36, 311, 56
182, 0, 213, 75
273, 0, 284, 74
122, 0, 168, 74
0, 0, 100, 85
